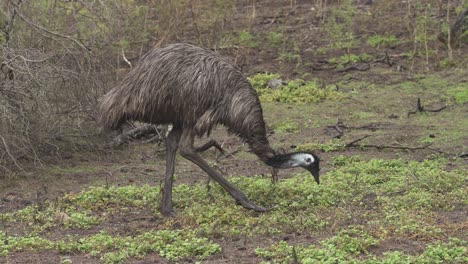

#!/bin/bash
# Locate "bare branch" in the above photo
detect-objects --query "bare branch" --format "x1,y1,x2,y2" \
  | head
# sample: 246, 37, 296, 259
121, 50, 132, 68
11, 3, 90, 51
0, 135, 24, 171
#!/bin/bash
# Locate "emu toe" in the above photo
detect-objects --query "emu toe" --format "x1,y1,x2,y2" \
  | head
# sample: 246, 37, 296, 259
236, 199, 267, 212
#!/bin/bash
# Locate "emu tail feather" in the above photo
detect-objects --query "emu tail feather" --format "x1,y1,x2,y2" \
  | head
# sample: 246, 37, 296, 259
99, 88, 129, 130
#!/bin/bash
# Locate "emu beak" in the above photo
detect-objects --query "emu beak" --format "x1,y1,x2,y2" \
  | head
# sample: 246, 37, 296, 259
307, 164, 320, 185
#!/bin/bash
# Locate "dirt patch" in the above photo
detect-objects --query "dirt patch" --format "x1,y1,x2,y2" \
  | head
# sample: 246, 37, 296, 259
1, 252, 99, 264
369, 238, 425, 257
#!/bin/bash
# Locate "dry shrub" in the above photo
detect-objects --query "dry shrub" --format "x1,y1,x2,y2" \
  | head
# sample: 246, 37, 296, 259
0, 46, 111, 174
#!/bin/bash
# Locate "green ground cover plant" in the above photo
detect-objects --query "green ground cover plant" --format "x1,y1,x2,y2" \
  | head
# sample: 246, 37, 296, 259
249, 73, 346, 103
328, 53, 374, 66
1, 157, 465, 263
271, 120, 301, 133
367, 34, 399, 48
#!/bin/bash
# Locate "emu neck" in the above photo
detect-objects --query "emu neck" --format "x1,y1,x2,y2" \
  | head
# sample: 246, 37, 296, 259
246, 136, 276, 163
265, 153, 308, 169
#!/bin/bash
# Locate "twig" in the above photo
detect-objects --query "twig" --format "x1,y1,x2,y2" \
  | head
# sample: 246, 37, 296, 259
408, 97, 450, 117
348, 141, 447, 154
12, 4, 89, 51
345, 135, 370, 147
345, 136, 450, 155
425, 106, 448, 112
340, 122, 396, 131
111, 125, 163, 147
121, 50, 133, 68
3, 0, 24, 46
215, 145, 242, 162
292, 246, 299, 264
0, 136, 24, 171
350, 143, 433, 151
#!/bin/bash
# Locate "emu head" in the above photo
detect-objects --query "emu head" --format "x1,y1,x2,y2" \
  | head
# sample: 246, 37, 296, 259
266, 152, 320, 184
301, 152, 320, 184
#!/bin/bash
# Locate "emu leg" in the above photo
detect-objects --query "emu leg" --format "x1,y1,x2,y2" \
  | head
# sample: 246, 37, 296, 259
272, 168, 279, 183
179, 130, 267, 212
195, 140, 225, 200
161, 127, 182, 216
195, 140, 225, 153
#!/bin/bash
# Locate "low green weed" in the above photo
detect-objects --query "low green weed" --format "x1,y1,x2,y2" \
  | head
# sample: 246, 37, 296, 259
1, 157, 465, 263
1, 230, 221, 262
63, 212, 100, 229
238, 30, 258, 48
256, 236, 466, 263
266, 31, 283, 48
272, 120, 300, 133
279, 48, 302, 68
417, 238, 467, 263
0, 232, 53, 257
352, 111, 377, 119
64, 184, 160, 210
331, 155, 361, 166
363, 238, 467, 263
248, 73, 281, 89
367, 34, 399, 48
255, 226, 379, 263
447, 84, 468, 104
249, 75, 346, 103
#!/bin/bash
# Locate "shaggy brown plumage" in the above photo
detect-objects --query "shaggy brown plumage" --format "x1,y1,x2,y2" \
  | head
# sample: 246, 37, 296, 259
100, 43, 275, 161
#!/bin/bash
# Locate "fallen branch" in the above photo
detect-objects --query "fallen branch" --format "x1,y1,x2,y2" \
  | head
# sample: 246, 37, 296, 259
348, 143, 432, 151
341, 122, 397, 131
337, 64, 370, 72
111, 125, 165, 147
345, 135, 370, 147
408, 97, 450, 117
345, 139, 448, 155
336, 53, 394, 73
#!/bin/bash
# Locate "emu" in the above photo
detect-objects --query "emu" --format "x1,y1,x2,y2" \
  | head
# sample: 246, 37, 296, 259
99, 43, 320, 215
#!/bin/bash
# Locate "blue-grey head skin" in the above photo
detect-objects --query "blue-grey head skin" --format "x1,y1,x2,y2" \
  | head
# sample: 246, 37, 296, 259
265, 152, 320, 184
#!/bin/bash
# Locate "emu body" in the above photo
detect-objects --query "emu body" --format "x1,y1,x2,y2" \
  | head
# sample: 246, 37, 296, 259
100, 43, 320, 215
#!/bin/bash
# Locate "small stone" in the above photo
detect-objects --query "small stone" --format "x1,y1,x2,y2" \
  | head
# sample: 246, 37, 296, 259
55, 212, 71, 223
267, 78, 284, 89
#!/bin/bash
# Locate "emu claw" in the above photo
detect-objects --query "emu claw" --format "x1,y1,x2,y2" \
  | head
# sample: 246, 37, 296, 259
161, 208, 177, 217
252, 205, 268, 212
237, 199, 268, 212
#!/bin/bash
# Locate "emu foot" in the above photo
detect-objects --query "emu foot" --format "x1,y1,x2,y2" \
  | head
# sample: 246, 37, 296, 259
271, 168, 279, 183
161, 206, 177, 217
236, 199, 268, 212
161, 210, 176, 217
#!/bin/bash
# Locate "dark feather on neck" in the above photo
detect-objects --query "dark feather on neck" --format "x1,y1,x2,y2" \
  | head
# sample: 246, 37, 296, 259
265, 153, 296, 168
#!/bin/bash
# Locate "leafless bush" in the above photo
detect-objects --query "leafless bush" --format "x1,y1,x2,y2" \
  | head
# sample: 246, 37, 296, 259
0, 45, 111, 173
0, 1, 118, 174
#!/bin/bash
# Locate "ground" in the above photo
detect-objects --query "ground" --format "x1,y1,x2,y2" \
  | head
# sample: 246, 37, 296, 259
1, 1, 467, 263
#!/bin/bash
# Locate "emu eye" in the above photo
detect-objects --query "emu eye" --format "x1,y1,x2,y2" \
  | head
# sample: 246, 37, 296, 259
306, 158, 312, 163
